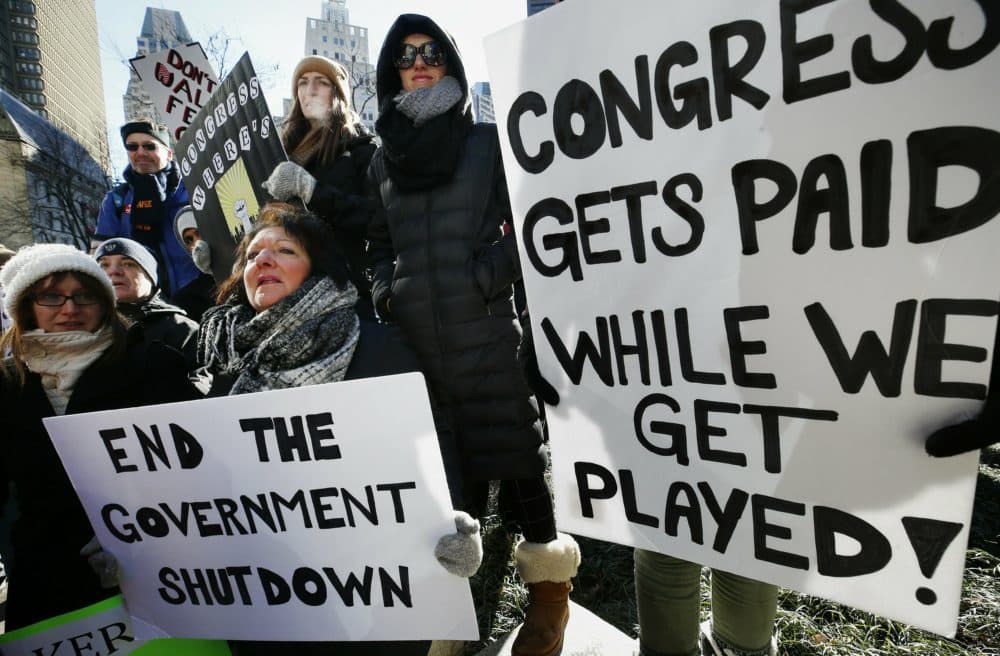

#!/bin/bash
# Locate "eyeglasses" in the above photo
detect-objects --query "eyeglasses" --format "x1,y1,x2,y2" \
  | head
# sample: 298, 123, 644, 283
33, 292, 102, 307
394, 41, 446, 69
125, 142, 160, 152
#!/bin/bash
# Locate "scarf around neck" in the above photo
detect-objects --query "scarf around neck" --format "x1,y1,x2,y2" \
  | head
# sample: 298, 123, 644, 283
21, 326, 113, 415
376, 76, 471, 191
393, 76, 463, 127
198, 276, 360, 395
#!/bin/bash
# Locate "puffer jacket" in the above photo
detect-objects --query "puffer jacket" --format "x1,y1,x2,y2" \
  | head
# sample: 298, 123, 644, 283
367, 13, 545, 482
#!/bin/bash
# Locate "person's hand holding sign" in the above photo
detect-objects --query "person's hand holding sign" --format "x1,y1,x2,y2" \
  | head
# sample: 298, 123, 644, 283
926, 399, 999, 456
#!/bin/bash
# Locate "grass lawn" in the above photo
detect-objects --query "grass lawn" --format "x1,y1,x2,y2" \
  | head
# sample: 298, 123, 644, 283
465, 445, 1000, 655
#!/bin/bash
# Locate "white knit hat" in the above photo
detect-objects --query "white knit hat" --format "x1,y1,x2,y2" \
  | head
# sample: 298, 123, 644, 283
0, 243, 115, 324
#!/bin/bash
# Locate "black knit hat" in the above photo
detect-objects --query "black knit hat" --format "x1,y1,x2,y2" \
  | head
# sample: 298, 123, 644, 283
120, 120, 170, 147
94, 238, 159, 287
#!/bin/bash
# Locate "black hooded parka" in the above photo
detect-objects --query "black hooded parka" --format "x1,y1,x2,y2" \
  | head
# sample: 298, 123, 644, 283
367, 14, 546, 483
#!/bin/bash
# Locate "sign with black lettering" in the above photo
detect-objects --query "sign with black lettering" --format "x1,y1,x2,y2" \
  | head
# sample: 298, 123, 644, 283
485, 0, 999, 637
130, 42, 219, 144
0, 595, 229, 655
175, 52, 287, 281
42, 374, 477, 642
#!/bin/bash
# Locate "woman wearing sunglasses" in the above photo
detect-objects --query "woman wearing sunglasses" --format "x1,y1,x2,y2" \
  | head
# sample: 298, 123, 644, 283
0, 244, 199, 629
367, 14, 580, 656
261, 55, 378, 320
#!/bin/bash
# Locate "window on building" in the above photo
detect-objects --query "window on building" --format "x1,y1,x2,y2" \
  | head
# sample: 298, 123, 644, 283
16, 46, 40, 60
18, 76, 42, 90
9, 1, 37, 15
13, 31, 39, 45
312, 48, 317, 55
21, 91, 45, 105
322, 35, 327, 42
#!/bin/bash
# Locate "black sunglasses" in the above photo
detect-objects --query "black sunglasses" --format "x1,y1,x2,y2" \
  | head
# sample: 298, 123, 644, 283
394, 41, 446, 69
125, 142, 160, 152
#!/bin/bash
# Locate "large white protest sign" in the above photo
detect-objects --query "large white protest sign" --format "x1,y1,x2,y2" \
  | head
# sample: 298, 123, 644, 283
131, 42, 218, 143
0, 595, 229, 655
43, 374, 478, 642
486, 0, 998, 636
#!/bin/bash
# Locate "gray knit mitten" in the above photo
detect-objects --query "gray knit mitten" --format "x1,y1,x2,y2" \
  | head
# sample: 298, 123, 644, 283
262, 161, 317, 203
435, 511, 482, 577
191, 239, 212, 274
80, 536, 120, 589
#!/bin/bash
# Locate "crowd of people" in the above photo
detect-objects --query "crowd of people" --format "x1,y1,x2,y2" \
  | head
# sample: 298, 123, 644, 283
0, 12, 996, 656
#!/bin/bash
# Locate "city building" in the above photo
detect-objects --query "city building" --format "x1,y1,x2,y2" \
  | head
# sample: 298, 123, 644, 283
0, 0, 110, 171
528, 0, 563, 16
122, 8, 193, 129
302, 0, 377, 130
471, 81, 495, 124
0, 88, 107, 250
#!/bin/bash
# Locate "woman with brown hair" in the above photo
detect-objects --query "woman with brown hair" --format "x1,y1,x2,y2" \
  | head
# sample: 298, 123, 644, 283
0, 243, 198, 629
199, 204, 480, 655
262, 56, 377, 320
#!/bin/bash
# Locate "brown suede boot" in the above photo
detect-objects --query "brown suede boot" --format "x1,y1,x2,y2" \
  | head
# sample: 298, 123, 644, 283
511, 533, 581, 656
512, 580, 572, 656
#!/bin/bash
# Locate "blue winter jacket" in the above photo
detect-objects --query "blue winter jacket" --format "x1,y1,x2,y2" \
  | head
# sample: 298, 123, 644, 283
95, 164, 199, 296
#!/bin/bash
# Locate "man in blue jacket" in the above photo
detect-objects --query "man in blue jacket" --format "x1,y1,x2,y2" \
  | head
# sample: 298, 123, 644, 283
95, 120, 201, 311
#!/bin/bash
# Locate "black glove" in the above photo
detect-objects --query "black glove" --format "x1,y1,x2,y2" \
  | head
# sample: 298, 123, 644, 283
926, 405, 999, 457
518, 316, 560, 406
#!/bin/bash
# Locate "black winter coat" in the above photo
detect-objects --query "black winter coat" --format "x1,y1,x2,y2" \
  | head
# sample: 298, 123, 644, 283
0, 330, 201, 629
368, 124, 546, 482
306, 132, 378, 320
119, 292, 200, 370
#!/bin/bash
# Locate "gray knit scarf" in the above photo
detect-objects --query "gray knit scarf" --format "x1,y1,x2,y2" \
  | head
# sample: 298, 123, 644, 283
393, 75, 463, 127
198, 276, 359, 395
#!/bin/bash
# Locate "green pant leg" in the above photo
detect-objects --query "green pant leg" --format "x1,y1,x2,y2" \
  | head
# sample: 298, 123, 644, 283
710, 569, 779, 651
633, 548, 702, 656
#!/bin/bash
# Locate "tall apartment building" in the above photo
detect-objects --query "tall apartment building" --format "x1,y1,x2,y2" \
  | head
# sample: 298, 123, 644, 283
122, 8, 193, 130
471, 81, 495, 124
303, 0, 377, 130
0, 0, 109, 249
0, 0, 109, 171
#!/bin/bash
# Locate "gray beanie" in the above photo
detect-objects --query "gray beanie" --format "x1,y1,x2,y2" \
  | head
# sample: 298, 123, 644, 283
94, 238, 159, 287
1, 243, 115, 324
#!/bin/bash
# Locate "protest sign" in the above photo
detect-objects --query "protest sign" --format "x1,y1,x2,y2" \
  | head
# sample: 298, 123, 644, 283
42, 374, 477, 642
0, 596, 229, 655
485, 0, 999, 637
175, 52, 286, 280
130, 42, 218, 144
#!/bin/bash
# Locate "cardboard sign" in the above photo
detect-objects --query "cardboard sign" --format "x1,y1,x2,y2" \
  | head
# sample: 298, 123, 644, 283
43, 374, 478, 642
0, 596, 229, 655
485, 0, 999, 637
130, 42, 219, 144
175, 52, 287, 280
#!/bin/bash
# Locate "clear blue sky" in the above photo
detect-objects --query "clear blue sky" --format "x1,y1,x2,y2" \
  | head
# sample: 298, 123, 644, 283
94, 0, 528, 174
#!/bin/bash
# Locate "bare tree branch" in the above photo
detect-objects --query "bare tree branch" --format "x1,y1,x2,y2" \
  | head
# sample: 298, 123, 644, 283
0, 129, 110, 250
